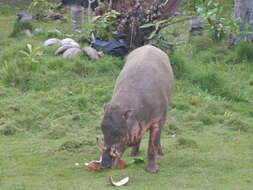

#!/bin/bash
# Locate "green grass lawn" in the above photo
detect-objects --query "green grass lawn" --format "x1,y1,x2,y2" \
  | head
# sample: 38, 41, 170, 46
0, 3, 253, 190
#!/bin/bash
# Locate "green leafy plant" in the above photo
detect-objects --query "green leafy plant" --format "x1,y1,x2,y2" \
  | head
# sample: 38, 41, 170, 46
88, 10, 121, 40
19, 44, 42, 70
235, 41, 253, 62
140, 19, 170, 40
10, 22, 33, 37
196, 0, 239, 41
29, 0, 61, 20
0, 60, 24, 86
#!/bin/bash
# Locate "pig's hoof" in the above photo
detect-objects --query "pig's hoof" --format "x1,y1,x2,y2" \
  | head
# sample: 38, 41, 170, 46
146, 166, 158, 173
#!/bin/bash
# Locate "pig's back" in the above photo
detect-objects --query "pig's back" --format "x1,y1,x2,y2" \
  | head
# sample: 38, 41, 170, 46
111, 45, 173, 121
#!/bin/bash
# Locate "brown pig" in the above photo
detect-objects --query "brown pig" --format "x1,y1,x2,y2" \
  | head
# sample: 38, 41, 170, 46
100, 45, 174, 173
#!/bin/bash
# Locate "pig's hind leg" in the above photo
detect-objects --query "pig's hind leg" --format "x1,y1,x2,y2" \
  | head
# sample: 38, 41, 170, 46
147, 122, 161, 173
130, 139, 141, 157
158, 118, 166, 156
158, 130, 164, 156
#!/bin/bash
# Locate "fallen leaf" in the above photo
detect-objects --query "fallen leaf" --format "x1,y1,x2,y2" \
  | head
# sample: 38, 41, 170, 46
129, 157, 144, 165
108, 176, 129, 186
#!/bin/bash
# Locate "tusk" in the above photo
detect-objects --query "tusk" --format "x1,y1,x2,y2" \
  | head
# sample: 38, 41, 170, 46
110, 147, 120, 157
110, 148, 117, 157
96, 137, 105, 152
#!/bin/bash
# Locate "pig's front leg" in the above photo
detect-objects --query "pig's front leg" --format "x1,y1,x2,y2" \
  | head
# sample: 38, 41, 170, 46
147, 122, 161, 173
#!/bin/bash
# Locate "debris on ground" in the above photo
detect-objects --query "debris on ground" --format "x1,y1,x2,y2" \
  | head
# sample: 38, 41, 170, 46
108, 176, 129, 187
85, 159, 101, 171
44, 11, 67, 22
84, 158, 126, 171
91, 38, 128, 58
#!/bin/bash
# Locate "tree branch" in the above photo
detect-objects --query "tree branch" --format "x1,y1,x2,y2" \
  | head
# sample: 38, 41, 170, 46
159, 0, 184, 19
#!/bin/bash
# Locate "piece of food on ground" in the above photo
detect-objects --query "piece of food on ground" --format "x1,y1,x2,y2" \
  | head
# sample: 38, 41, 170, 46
108, 176, 129, 186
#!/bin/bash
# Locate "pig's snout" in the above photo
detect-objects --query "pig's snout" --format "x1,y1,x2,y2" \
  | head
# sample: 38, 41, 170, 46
101, 160, 112, 169
101, 150, 113, 169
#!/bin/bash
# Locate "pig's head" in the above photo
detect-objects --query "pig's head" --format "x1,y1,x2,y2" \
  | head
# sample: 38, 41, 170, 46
100, 103, 138, 169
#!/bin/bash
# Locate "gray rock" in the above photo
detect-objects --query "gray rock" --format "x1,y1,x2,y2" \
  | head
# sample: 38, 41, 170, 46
189, 18, 203, 34
55, 45, 76, 55
66, 41, 80, 48
17, 12, 33, 23
43, 38, 61, 46
63, 48, 81, 59
82, 46, 99, 60
61, 38, 75, 45
61, 40, 80, 48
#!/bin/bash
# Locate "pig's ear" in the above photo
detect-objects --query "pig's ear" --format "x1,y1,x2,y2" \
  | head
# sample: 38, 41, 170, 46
123, 110, 133, 120
103, 103, 110, 112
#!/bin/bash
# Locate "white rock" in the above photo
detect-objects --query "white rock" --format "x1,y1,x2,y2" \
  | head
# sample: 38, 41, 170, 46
61, 38, 75, 45
63, 47, 81, 59
82, 46, 99, 60
67, 41, 80, 48
43, 38, 61, 46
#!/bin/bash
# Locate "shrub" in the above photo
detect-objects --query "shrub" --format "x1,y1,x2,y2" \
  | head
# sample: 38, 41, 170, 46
235, 41, 253, 62
190, 68, 242, 101
170, 50, 191, 79
29, 0, 61, 20
0, 60, 29, 87
10, 22, 33, 37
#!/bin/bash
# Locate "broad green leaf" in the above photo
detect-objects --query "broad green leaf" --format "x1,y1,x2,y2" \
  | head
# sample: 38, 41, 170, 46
148, 30, 157, 40
140, 23, 155, 29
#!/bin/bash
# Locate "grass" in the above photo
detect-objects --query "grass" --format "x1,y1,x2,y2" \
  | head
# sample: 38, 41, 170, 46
1, 2, 253, 190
